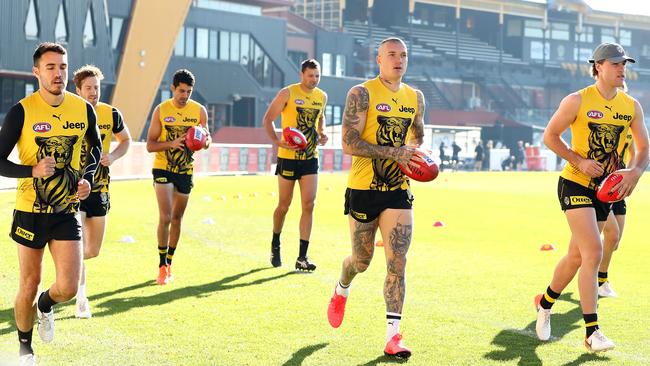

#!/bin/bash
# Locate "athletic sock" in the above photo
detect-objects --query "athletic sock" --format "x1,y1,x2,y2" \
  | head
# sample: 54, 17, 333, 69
158, 246, 167, 267
299, 239, 309, 258
166, 246, 177, 266
539, 286, 560, 310
584, 313, 599, 338
335, 281, 350, 297
598, 272, 608, 286
386, 312, 402, 343
18, 328, 33, 356
37, 290, 57, 314
77, 284, 86, 300
272, 232, 281, 248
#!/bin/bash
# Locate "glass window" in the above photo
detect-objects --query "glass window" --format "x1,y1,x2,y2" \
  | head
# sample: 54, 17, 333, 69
272, 64, 283, 87
25, 0, 39, 39
601, 28, 616, 44
230, 32, 240, 62
576, 26, 593, 43
25, 83, 34, 97
322, 53, 332, 76
83, 5, 96, 47
325, 105, 332, 121
185, 27, 195, 57
54, 3, 68, 43
196, 28, 209, 59
530, 41, 549, 60
240, 33, 250, 66
219, 31, 230, 61
574, 47, 592, 62
550, 23, 569, 41
333, 105, 342, 125
524, 20, 543, 38
506, 19, 522, 37
161, 89, 171, 102
335, 54, 346, 77
209, 30, 218, 60
111, 17, 124, 49
254, 44, 263, 81
175, 27, 185, 56
263, 54, 271, 86
620, 29, 632, 47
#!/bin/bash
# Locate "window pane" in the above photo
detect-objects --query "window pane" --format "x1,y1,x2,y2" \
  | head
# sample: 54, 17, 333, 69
111, 17, 124, 49
83, 6, 96, 47
240, 33, 250, 66
530, 41, 549, 60
230, 32, 240, 62
322, 53, 332, 76
524, 20, 543, 38
335, 54, 345, 77
55, 3, 68, 43
25, 0, 39, 39
333, 105, 341, 125
196, 28, 209, 58
219, 31, 230, 61
601, 28, 616, 44
185, 27, 195, 57
254, 44, 263, 82
550, 23, 569, 41
209, 30, 218, 60
175, 26, 185, 56
620, 29, 632, 47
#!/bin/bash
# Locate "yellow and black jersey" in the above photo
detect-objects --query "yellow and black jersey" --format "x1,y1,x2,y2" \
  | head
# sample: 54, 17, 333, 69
278, 83, 326, 160
80, 102, 125, 193
619, 131, 633, 168
0, 91, 101, 213
561, 84, 635, 189
153, 98, 202, 175
347, 77, 418, 191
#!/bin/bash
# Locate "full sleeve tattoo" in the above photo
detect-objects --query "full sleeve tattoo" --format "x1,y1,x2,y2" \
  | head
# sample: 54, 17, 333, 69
82, 103, 102, 184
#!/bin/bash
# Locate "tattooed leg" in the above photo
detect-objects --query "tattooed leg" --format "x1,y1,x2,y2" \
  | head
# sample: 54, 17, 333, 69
340, 216, 379, 285
379, 209, 413, 314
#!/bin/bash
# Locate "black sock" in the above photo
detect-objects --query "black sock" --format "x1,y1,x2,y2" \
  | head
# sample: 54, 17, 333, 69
299, 239, 309, 258
598, 271, 608, 286
272, 232, 281, 248
539, 286, 561, 310
18, 328, 33, 356
167, 246, 176, 266
158, 246, 167, 267
584, 313, 599, 338
37, 290, 57, 314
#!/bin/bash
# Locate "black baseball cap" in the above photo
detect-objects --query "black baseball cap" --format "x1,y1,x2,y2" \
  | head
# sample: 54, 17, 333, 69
588, 43, 635, 64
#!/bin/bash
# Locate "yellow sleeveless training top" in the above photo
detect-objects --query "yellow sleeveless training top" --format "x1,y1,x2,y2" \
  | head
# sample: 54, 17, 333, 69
81, 102, 124, 192
153, 98, 202, 175
16, 91, 90, 213
560, 84, 634, 189
278, 83, 325, 160
347, 77, 418, 191
620, 131, 633, 167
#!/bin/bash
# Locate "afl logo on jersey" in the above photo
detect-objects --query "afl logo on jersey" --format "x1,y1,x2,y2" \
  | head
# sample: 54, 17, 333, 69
33, 122, 52, 133
376, 103, 391, 112
587, 110, 603, 119
164, 116, 176, 123
295, 99, 305, 105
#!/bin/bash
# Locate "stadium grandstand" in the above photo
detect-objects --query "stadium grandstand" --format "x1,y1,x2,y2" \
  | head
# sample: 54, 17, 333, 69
1, 0, 650, 175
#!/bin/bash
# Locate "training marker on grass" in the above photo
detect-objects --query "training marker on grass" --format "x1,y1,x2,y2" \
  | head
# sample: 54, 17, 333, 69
375, 240, 384, 247
202, 217, 215, 225
433, 221, 445, 227
203, 196, 212, 202
540, 243, 556, 251
120, 235, 136, 243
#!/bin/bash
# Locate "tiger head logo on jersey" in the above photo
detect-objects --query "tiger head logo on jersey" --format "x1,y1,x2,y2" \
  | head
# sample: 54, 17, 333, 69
295, 107, 320, 159
370, 116, 412, 191
165, 125, 193, 174
33, 135, 80, 213
587, 122, 625, 188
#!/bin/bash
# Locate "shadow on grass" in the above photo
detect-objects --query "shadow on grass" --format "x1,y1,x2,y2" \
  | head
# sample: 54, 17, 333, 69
357, 354, 410, 366
88, 267, 296, 318
281, 342, 328, 366
483, 292, 611, 366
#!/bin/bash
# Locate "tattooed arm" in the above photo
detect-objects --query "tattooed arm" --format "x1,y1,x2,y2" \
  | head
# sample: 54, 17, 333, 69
341, 85, 420, 168
409, 90, 425, 147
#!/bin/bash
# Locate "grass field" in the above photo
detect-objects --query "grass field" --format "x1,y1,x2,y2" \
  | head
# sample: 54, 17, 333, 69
1, 172, 649, 365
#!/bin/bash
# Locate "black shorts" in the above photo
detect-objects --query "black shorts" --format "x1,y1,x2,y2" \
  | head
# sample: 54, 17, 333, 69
344, 188, 414, 223
557, 177, 611, 221
611, 200, 627, 216
152, 169, 193, 194
10, 210, 82, 249
275, 158, 318, 180
80, 191, 110, 217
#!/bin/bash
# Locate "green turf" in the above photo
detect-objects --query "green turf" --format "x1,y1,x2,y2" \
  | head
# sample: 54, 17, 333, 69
0, 172, 649, 365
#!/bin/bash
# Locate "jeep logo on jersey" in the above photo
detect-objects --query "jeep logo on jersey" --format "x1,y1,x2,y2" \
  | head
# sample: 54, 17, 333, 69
376, 103, 391, 112
33, 122, 51, 133
183, 117, 198, 123
587, 110, 603, 119
62, 121, 86, 130
295, 99, 305, 105
399, 105, 416, 114
98, 124, 111, 130
164, 116, 176, 123
613, 112, 632, 122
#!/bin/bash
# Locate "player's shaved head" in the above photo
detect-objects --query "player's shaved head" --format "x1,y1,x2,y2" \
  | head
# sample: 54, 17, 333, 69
378, 37, 407, 54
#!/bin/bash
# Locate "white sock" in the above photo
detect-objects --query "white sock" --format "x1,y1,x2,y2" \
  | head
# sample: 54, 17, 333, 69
77, 284, 86, 300
386, 312, 401, 343
335, 281, 350, 297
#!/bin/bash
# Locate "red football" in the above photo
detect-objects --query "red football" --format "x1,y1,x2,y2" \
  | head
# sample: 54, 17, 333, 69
597, 173, 623, 203
399, 150, 439, 182
185, 126, 207, 151
282, 127, 307, 150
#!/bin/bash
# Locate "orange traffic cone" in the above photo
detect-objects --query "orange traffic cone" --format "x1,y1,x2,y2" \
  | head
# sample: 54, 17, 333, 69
433, 221, 445, 227
540, 244, 556, 251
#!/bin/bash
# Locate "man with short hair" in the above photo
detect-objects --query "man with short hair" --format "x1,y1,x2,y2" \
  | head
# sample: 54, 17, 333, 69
0, 42, 102, 365
263, 59, 328, 271
147, 69, 210, 285
73, 64, 131, 318
327, 37, 425, 359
